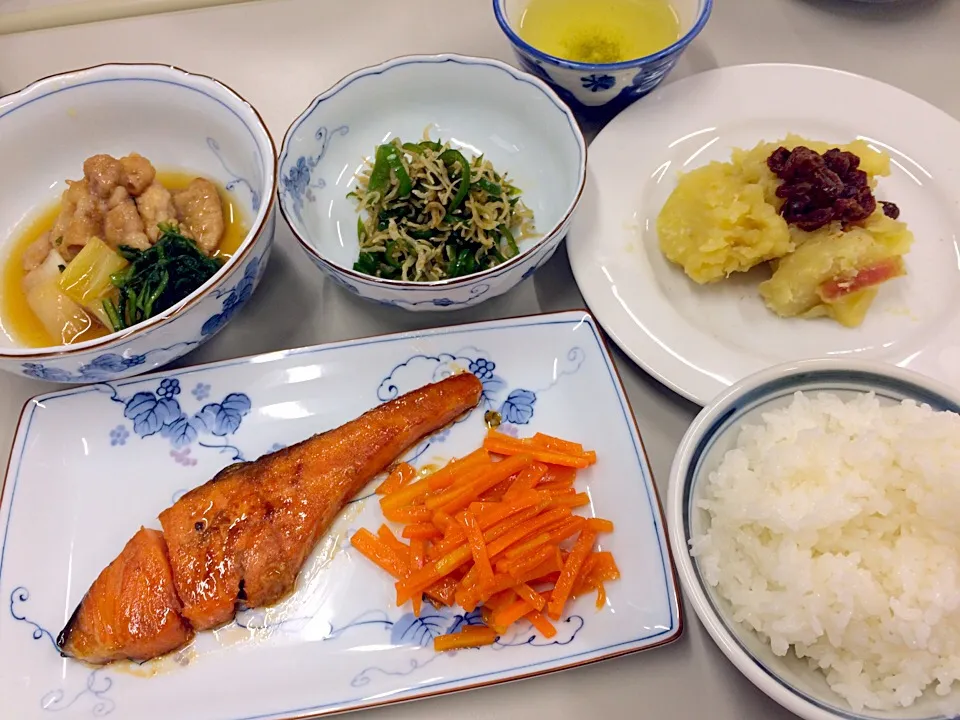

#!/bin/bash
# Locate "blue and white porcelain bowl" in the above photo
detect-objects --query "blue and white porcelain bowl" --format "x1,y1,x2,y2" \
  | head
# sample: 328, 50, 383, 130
0, 64, 277, 383
494, 0, 712, 117
277, 54, 586, 312
667, 359, 960, 720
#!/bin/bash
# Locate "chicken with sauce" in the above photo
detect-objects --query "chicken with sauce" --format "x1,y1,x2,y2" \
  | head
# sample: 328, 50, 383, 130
17, 153, 231, 345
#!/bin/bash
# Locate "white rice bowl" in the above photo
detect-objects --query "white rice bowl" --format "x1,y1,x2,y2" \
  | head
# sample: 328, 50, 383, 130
691, 391, 960, 712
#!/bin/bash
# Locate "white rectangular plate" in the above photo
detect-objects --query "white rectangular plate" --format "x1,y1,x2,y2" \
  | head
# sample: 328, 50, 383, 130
0, 311, 681, 720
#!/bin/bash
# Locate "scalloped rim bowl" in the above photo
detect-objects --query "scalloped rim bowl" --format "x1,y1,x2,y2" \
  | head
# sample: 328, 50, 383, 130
0, 63, 277, 366
667, 358, 960, 720
277, 53, 587, 311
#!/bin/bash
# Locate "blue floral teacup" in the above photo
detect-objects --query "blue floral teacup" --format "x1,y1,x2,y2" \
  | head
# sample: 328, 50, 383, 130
494, 0, 712, 118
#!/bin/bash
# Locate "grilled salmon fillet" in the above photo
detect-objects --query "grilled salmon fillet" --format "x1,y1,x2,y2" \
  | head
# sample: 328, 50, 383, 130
57, 527, 192, 664
58, 373, 482, 661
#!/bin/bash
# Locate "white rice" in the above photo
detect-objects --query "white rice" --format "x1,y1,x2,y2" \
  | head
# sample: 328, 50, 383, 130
691, 391, 960, 712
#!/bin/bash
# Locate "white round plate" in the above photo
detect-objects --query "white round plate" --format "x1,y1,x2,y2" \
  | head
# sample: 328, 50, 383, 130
568, 63, 960, 405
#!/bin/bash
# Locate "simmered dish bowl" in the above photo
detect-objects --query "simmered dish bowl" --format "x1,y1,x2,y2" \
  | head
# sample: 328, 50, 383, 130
668, 359, 960, 720
278, 53, 586, 311
0, 63, 277, 383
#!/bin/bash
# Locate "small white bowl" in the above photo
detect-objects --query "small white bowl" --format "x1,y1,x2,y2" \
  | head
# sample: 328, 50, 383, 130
667, 359, 960, 720
277, 53, 586, 311
0, 64, 277, 383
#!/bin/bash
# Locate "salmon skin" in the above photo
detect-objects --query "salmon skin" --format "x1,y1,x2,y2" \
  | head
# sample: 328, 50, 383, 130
57, 373, 482, 662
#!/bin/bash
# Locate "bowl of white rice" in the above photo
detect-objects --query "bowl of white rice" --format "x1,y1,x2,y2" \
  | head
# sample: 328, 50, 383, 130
667, 359, 960, 720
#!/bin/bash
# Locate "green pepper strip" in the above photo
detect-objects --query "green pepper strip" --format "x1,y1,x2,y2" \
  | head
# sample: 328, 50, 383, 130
367, 145, 393, 192
500, 226, 520, 258
439, 149, 471, 214
408, 229, 434, 240
382, 145, 412, 197
449, 247, 471, 277
357, 216, 367, 242
474, 178, 502, 196
354, 252, 379, 275
384, 240, 404, 269
461, 251, 477, 276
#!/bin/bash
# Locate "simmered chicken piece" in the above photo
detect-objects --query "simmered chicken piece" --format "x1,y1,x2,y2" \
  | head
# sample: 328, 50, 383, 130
119, 153, 156, 196
136, 182, 179, 243
13, 152, 232, 346
173, 178, 225, 254
104, 189, 150, 251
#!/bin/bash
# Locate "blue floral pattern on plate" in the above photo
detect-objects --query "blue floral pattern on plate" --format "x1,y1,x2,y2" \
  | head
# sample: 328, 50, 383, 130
100, 376, 252, 463
234, 603, 585, 689
10, 588, 116, 717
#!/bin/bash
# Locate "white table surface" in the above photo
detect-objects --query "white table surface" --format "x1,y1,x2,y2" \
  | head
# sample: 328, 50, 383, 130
1, 1, 958, 718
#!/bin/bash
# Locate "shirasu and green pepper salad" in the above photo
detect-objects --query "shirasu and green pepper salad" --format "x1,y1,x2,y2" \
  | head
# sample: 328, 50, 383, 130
348, 133, 536, 282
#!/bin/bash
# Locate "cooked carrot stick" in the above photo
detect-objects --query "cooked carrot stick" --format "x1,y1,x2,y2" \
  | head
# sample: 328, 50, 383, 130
431, 498, 549, 561
431, 510, 455, 533
486, 507, 572, 559
475, 491, 549, 530
402, 523, 444, 540
458, 571, 517, 612
547, 529, 597, 620
595, 582, 607, 609
537, 480, 576, 493
500, 545, 556, 579
513, 582, 546, 612
502, 516, 586, 562
376, 462, 417, 495
381, 449, 489, 511
533, 433, 584, 455
585, 518, 614, 533
542, 464, 578, 485
462, 511, 495, 591
485, 589, 517, 613
423, 575, 459, 607
396, 545, 472, 604
572, 552, 621, 599
382, 504, 434, 523
409, 538, 427, 571
527, 610, 557, 639
478, 477, 515, 502
423, 462, 492, 510
434, 626, 498, 651
516, 548, 565, 585
376, 525, 411, 562
430, 491, 545, 557
494, 598, 535, 628
485, 438, 595, 469
481, 606, 502, 632
550, 492, 591, 509
485, 431, 597, 467
503, 463, 548, 501
351, 529, 408, 579
426, 448, 491, 491
433, 455, 533, 514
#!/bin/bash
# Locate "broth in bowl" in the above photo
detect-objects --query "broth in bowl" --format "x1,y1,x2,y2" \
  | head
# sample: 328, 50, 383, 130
1, 154, 247, 348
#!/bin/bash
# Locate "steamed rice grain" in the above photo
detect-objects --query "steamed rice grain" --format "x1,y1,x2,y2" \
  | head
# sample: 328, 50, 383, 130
691, 391, 960, 711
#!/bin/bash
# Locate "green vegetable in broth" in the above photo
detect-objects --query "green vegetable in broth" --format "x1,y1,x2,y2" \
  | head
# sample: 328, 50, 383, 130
104, 224, 223, 331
